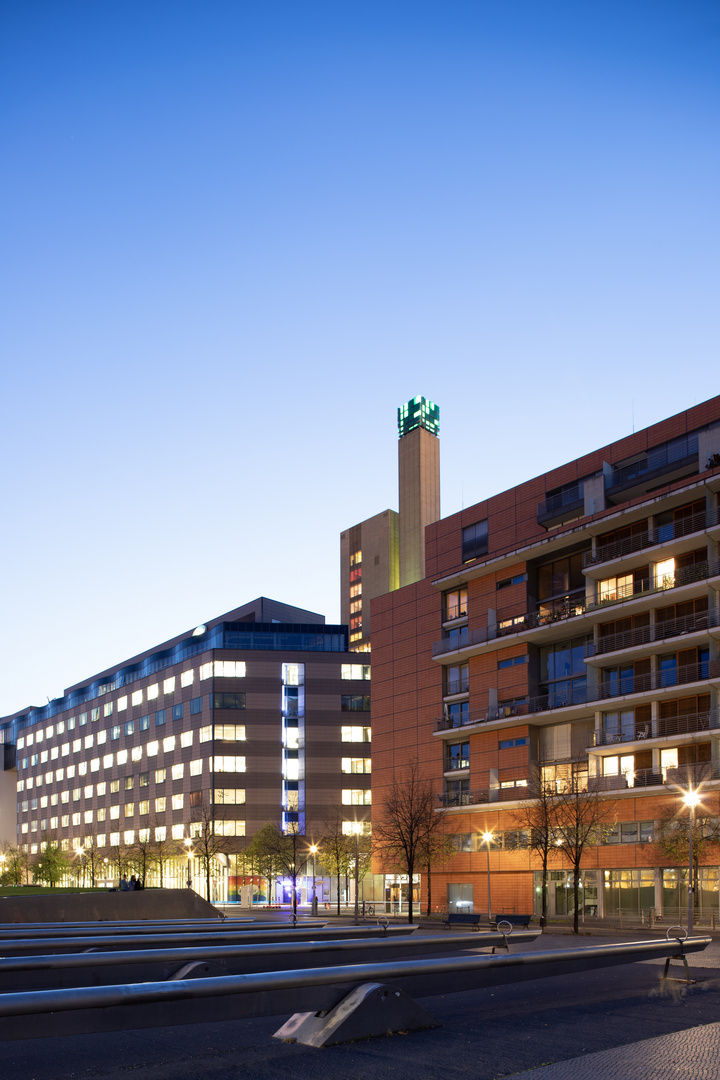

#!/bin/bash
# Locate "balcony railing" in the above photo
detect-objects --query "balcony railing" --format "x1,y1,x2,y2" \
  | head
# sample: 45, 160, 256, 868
445, 758, 470, 772
587, 710, 719, 747
590, 609, 719, 656
584, 507, 717, 567
588, 761, 720, 793
432, 594, 588, 658
444, 677, 470, 696
537, 484, 584, 524
435, 661, 720, 731
605, 434, 699, 494
589, 559, 720, 611
437, 789, 487, 808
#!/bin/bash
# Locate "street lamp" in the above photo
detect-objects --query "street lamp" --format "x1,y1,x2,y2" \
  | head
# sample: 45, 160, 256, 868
683, 789, 701, 934
310, 844, 318, 915
351, 822, 363, 925
482, 831, 494, 922
184, 837, 193, 889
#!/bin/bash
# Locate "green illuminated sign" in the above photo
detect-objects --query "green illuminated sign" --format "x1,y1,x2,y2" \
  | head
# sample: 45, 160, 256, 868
397, 396, 440, 438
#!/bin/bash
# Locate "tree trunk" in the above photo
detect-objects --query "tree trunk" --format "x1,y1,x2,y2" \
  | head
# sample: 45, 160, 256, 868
541, 856, 548, 926
426, 860, 432, 917
407, 863, 414, 924
336, 871, 341, 915
572, 864, 580, 934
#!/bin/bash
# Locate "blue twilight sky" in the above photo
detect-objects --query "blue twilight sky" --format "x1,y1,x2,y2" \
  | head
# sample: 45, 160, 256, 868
1, 1, 718, 715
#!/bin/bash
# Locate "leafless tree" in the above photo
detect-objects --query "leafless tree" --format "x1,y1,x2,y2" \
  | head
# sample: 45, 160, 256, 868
552, 766, 615, 934
512, 765, 561, 926
251, 821, 308, 916
373, 761, 446, 923
190, 798, 232, 902
320, 808, 355, 914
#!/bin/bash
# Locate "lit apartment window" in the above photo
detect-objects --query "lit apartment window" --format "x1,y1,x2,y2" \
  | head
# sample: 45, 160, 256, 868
171, 794, 184, 810
181, 669, 194, 687
342, 789, 371, 805
163, 677, 176, 695
117, 696, 128, 712
341, 757, 372, 774
443, 586, 468, 621
213, 788, 246, 804
341, 726, 371, 742
132, 691, 143, 707
171, 824, 185, 840
171, 763, 184, 780
180, 731, 193, 748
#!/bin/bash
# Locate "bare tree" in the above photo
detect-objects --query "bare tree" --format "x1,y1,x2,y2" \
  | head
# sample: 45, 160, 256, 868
513, 765, 560, 927
656, 791, 720, 917
251, 821, 309, 916
320, 808, 355, 914
190, 798, 232, 902
148, 819, 181, 887
552, 766, 615, 934
373, 761, 445, 924
243, 825, 284, 904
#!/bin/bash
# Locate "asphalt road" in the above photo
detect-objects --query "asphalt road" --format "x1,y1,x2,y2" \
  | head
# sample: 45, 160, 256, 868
5, 932, 720, 1080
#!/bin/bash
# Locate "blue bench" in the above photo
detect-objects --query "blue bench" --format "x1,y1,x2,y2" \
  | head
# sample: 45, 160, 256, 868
443, 912, 485, 930
493, 914, 533, 929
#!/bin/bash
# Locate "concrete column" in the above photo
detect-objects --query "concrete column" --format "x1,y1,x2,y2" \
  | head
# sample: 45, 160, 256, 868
654, 867, 663, 918
651, 699, 660, 738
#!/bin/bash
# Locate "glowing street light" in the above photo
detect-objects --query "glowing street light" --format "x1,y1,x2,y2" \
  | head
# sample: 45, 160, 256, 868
309, 844, 318, 914
482, 831, 494, 922
683, 789, 701, 935
184, 837, 193, 890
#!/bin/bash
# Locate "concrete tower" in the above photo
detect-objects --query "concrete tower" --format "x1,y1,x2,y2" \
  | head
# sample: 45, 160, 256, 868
397, 396, 440, 588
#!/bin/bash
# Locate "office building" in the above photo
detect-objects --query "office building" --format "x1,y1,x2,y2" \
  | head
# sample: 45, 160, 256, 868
0, 598, 372, 900
372, 396, 720, 918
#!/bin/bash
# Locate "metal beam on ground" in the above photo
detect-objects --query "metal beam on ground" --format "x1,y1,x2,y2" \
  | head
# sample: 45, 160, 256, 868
0, 936, 708, 1043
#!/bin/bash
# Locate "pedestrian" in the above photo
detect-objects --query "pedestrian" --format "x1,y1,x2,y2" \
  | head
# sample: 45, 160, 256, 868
119, 876, 129, 891
129, 875, 137, 890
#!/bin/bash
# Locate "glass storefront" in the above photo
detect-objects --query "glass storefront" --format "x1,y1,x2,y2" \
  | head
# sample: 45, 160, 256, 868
534, 870, 597, 916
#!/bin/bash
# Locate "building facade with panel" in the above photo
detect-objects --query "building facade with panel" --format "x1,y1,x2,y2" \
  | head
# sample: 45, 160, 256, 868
0, 598, 372, 899
371, 396, 720, 919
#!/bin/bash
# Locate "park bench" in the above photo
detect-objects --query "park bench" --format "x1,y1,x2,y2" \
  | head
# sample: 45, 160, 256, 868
443, 912, 486, 930
492, 915, 533, 929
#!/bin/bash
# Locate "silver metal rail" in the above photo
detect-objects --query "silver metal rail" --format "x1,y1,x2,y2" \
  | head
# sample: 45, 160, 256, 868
0, 936, 708, 1043
0, 923, 416, 955
0, 930, 540, 993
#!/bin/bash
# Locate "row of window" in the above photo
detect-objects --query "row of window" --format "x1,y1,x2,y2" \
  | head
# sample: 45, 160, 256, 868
450, 820, 656, 852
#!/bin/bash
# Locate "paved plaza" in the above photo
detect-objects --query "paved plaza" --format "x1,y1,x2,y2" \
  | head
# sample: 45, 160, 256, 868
5, 927, 720, 1080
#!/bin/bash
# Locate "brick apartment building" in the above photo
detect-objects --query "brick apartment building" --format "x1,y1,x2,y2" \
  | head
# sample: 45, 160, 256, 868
371, 396, 720, 919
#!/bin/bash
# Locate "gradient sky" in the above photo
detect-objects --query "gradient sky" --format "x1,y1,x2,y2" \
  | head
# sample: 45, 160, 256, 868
2, 1, 719, 716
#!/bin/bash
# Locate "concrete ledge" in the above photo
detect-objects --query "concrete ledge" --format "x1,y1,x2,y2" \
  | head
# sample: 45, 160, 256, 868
0, 890, 220, 923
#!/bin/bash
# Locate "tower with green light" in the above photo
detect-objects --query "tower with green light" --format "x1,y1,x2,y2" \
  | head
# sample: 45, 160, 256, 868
397, 396, 441, 589
340, 396, 440, 650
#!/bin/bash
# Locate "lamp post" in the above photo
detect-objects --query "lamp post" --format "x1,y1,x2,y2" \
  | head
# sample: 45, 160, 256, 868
352, 823, 363, 925
481, 831, 494, 921
683, 789, 701, 935
310, 845, 318, 915
184, 837, 193, 890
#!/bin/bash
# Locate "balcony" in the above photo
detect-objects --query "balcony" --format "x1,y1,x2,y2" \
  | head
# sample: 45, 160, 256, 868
604, 435, 699, 504
436, 789, 487, 808
537, 484, 584, 528
589, 609, 719, 658
584, 507, 717, 568
432, 594, 588, 658
587, 559, 720, 613
444, 677, 469, 696
588, 761, 720, 793
588, 710, 719, 748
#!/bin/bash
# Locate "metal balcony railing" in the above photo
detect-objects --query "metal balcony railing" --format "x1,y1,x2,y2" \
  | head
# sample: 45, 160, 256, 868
605, 434, 699, 493
436, 790, 487, 808
537, 484, 584, 521
584, 507, 717, 567
432, 594, 588, 658
589, 559, 720, 612
589, 610, 718, 656
587, 710, 719, 747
